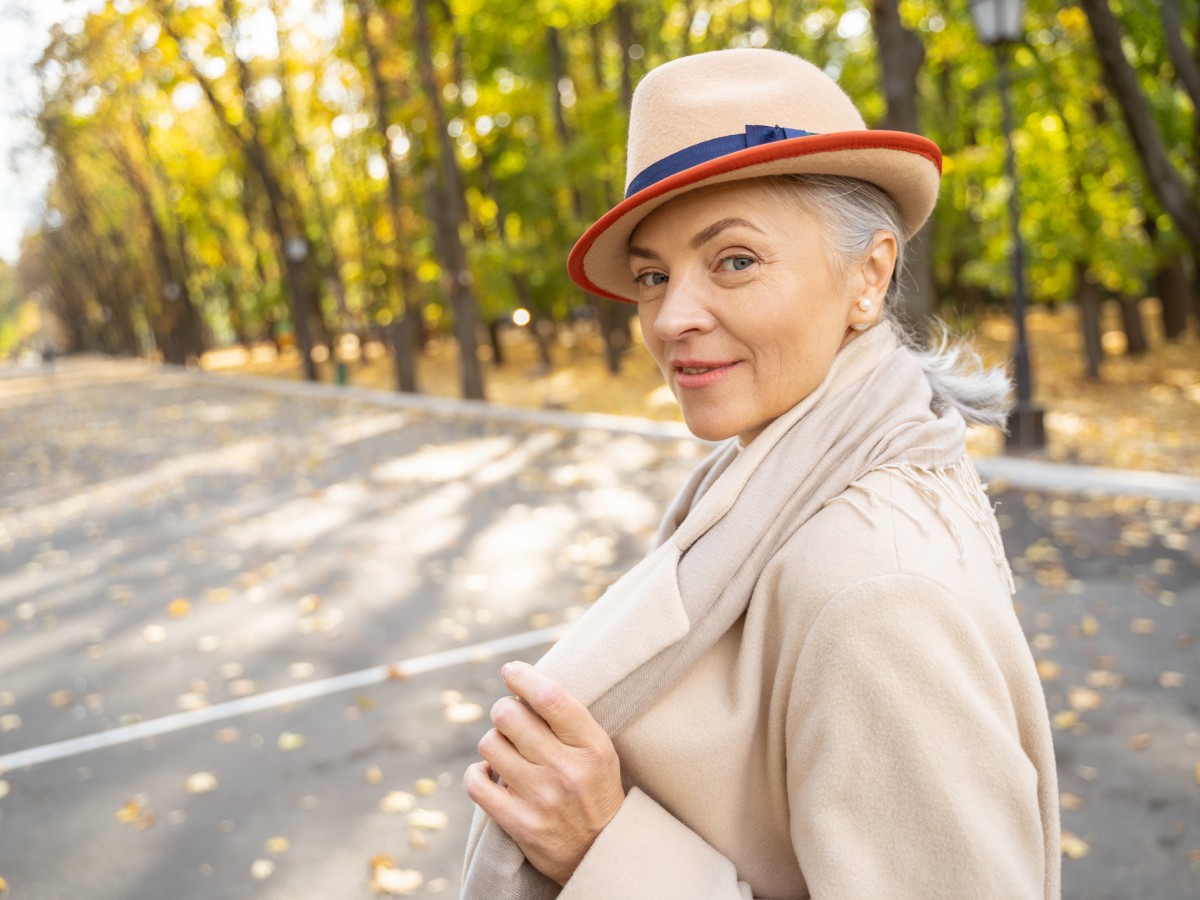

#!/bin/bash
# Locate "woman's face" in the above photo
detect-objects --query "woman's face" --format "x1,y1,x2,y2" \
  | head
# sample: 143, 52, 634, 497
629, 180, 890, 445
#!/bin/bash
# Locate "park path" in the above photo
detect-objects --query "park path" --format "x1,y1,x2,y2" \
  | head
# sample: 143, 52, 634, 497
0, 357, 1197, 899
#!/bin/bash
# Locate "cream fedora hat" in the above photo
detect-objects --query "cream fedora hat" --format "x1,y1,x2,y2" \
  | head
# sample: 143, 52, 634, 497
567, 48, 942, 303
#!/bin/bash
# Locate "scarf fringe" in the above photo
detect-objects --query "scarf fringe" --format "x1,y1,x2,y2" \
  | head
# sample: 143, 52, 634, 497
825, 457, 1015, 595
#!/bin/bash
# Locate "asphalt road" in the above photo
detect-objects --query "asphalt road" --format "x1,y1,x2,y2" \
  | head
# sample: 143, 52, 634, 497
0, 358, 1197, 899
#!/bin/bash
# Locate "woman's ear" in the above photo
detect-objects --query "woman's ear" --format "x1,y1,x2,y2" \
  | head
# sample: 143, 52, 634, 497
859, 231, 898, 305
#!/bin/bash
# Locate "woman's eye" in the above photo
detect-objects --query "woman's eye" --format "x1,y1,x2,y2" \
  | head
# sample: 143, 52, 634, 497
633, 272, 668, 288
718, 255, 755, 272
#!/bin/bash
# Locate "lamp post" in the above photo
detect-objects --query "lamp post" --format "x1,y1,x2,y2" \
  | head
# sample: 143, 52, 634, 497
969, 0, 1045, 451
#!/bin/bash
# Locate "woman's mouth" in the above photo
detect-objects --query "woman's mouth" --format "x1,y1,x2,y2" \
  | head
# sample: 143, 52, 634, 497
673, 361, 740, 389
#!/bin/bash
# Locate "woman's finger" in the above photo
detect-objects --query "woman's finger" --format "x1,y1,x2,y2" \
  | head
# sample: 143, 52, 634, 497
500, 661, 601, 748
489, 694, 565, 767
477, 726, 537, 787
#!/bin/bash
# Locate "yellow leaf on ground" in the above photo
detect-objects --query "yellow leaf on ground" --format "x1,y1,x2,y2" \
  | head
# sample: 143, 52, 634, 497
370, 861, 423, 896
1035, 659, 1062, 682
115, 799, 142, 824
1067, 687, 1103, 711
167, 598, 191, 618
1059, 793, 1083, 811
1081, 615, 1099, 637
415, 778, 438, 796
250, 859, 275, 881
1129, 733, 1153, 750
185, 772, 218, 794
265, 836, 290, 854
1159, 672, 1185, 688
277, 732, 305, 751
1052, 710, 1079, 730
1130, 618, 1157, 635
379, 791, 416, 814
406, 808, 448, 832
1061, 830, 1090, 859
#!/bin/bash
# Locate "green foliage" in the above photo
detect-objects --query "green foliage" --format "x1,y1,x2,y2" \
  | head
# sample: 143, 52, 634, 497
16, 0, 1198, 359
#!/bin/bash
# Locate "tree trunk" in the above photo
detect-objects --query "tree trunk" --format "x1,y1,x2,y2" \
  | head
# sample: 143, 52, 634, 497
1161, 0, 1200, 114
414, 0, 485, 400
1155, 252, 1193, 340
1080, 0, 1200, 257
1076, 263, 1104, 380
154, 0, 319, 380
486, 320, 505, 367
1117, 294, 1149, 355
871, 0, 936, 332
355, 0, 421, 393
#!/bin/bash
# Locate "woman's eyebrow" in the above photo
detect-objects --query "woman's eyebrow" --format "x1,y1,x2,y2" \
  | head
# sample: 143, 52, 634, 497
629, 217, 764, 260
689, 217, 764, 249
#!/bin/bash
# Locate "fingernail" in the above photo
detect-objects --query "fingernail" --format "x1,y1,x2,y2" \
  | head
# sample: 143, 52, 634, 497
500, 662, 513, 680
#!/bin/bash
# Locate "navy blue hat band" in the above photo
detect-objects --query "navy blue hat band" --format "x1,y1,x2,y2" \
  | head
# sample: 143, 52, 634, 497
625, 124, 816, 199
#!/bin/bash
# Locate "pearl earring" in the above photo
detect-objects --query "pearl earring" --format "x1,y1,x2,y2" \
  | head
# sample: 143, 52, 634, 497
857, 298, 873, 312
850, 322, 870, 331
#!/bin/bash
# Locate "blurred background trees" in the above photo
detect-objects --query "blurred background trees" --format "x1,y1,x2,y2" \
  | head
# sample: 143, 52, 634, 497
5, 0, 1197, 397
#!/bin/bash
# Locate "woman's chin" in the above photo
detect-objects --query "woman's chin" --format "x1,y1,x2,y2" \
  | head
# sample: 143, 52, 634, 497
681, 413, 740, 444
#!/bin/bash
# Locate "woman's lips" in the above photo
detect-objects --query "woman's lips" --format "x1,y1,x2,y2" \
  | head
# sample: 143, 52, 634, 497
673, 360, 740, 389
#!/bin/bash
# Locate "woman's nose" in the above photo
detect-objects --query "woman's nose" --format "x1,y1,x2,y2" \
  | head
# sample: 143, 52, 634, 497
651, 276, 716, 342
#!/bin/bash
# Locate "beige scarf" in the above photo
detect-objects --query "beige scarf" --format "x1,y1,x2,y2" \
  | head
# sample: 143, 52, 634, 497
461, 325, 978, 898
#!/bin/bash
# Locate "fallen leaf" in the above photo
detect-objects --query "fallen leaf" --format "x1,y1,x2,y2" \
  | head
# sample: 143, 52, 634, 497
1085, 670, 1123, 688
0, 781, 9, 800
1129, 733, 1153, 750
366, 765, 383, 785
176, 692, 208, 711
250, 859, 276, 881
167, 598, 191, 618
369, 860, 423, 896
1060, 793, 1083, 811
444, 702, 484, 724
1061, 830, 1090, 859
406, 808, 449, 832
115, 799, 142, 824
1052, 710, 1079, 731
265, 836, 290, 853
1035, 659, 1062, 682
1130, 618, 1157, 636
297, 594, 322, 614
215, 727, 239, 744
48, 690, 74, 708
1067, 687, 1104, 711
0, 715, 20, 732
185, 772, 218, 794
379, 791, 416, 814
408, 829, 430, 850
277, 731, 305, 751
1159, 672, 1185, 688
415, 778, 438, 796
1081, 615, 1099, 638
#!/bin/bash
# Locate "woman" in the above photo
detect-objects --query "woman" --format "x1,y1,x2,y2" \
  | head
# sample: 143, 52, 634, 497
462, 48, 1060, 899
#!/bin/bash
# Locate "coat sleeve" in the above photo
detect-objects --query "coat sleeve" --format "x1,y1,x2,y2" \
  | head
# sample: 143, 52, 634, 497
786, 573, 1051, 899
560, 571, 1052, 900
558, 787, 755, 900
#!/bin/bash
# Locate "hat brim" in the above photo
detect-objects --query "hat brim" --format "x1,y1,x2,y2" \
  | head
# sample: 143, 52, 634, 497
567, 130, 941, 303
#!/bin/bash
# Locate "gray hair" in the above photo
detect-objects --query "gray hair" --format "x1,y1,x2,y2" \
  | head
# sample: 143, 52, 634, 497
763, 173, 1012, 431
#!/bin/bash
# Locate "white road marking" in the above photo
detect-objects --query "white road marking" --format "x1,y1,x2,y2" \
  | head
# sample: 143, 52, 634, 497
0, 624, 569, 773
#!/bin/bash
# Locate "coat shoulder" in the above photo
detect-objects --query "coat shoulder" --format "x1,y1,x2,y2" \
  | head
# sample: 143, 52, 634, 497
758, 463, 1014, 620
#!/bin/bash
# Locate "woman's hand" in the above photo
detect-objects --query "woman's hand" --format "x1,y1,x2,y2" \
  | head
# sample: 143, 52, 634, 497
464, 661, 625, 886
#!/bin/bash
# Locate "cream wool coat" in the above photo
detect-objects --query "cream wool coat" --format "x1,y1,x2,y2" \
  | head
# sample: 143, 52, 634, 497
556, 464, 1061, 900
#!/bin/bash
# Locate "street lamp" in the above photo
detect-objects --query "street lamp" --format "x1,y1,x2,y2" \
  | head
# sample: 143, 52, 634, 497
969, 0, 1046, 451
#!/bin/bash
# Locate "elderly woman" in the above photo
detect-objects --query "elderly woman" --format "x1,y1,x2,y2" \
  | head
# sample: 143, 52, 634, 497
461, 49, 1060, 899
